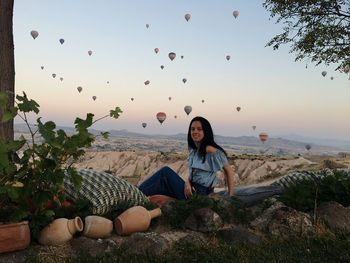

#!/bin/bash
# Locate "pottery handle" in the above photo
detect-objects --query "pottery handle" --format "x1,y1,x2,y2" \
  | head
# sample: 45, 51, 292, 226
149, 208, 162, 219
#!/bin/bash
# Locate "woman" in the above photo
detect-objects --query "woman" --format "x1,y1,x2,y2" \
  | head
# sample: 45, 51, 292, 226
139, 116, 234, 200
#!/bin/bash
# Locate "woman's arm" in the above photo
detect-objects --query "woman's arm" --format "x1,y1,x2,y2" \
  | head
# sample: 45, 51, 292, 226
223, 163, 234, 196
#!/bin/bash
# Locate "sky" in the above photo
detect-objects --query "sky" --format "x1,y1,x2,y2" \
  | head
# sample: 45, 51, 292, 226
13, 0, 350, 141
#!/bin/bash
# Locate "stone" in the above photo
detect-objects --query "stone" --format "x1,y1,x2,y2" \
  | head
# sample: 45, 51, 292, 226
185, 208, 223, 233
121, 232, 169, 255
216, 226, 262, 245
317, 201, 350, 235
250, 205, 315, 240
71, 236, 116, 257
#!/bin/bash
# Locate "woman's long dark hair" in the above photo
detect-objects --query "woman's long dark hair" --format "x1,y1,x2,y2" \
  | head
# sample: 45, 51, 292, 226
187, 116, 226, 163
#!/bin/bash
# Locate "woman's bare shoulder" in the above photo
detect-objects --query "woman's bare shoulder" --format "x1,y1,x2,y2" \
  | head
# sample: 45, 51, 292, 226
206, 145, 218, 154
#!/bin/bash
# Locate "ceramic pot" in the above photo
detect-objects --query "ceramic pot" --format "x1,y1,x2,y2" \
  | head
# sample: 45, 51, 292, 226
0, 221, 30, 253
82, 216, 113, 239
114, 206, 162, 235
38, 217, 83, 245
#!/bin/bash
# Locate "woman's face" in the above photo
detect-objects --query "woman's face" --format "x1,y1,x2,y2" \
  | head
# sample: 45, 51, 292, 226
190, 121, 204, 144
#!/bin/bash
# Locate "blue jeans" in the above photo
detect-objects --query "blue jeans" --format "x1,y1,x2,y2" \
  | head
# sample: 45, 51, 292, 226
138, 166, 212, 200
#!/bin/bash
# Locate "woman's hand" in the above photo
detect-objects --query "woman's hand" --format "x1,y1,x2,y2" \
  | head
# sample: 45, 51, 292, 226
184, 180, 194, 199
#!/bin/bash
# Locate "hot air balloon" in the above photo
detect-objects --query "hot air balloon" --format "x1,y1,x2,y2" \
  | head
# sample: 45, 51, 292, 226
77, 86, 82, 93
88, 50, 92, 56
59, 38, 64, 45
259, 132, 268, 144
107, 81, 109, 84
226, 55, 231, 61
252, 125, 256, 131
321, 71, 327, 77
182, 78, 187, 84
154, 48, 159, 54
184, 105, 192, 115
160, 65, 164, 70
168, 97, 172, 101
142, 123, 147, 128
144, 80, 150, 85
92, 96, 97, 101
52, 73, 56, 78
236, 106, 241, 112
201, 99, 205, 103
305, 144, 312, 151
185, 14, 191, 21
330, 76, 334, 80
131, 98, 134, 101
41, 66, 44, 70
174, 115, 178, 119
156, 112, 166, 124
146, 24, 150, 28
233, 10, 239, 19
60, 77, 63, 81
169, 52, 176, 61
30, 30, 39, 39
181, 55, 184, 59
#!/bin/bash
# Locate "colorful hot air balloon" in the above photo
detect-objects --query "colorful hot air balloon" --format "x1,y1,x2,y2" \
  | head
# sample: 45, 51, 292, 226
226, 55, 231, 61
142, 123, 147, 128
233, 10, 239, 19
201, 99, 205, 103
144, 80, 150, 85
156, 112, 166, 124
184, 105, 192, 115
181, 55, 184, 59
236, 106, 241, 112
77, 86, 82, 93
160, 65, 164, 70
131, 98, 134, 101
59, 38, 65, 45
88, 50, 92, 56
321, 71, 327, 77
259, 132, 268, 144
182, 78, 187, 84
252, 125, 256, 131
154, 48, 159, 54
305, 144, 312, 151
168, 97, 172, 101
185, 14, 191, 21
52, 73, 56, 78
30, 30, 39, 39
92, 96, 97, 101
146, 24, 150, 28
169, 52, 176, 61
41, 66, 44, 70
60, 77, 63, 81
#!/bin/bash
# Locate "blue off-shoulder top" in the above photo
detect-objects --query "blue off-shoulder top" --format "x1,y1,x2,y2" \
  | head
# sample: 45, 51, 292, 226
187, 149, 228, 188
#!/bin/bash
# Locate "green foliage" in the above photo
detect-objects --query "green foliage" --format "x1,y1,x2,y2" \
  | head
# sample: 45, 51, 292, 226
0, 91, 122, 238
278, 169, 350, 212
263, 0, 350, 72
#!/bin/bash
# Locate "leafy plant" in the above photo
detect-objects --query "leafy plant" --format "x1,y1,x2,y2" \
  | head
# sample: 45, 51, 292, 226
277, 169, 350, 212
0, 91, 122, 238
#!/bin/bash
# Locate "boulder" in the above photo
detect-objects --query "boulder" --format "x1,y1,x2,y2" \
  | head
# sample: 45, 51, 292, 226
185, 208, 223, 233
317, 201, 350, 235
216, 226, 262, 245
71, 236, 117, 257
121, 232, 169, 255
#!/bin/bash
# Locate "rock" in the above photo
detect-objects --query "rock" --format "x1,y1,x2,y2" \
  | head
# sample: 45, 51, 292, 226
71, 236, 116, 257
185, 208, 223, 233
121, 232, 169, 255
177, 231, 208, 245
317, 201, 350, 235
250, 205, 315, 240
216, 226, 262, 245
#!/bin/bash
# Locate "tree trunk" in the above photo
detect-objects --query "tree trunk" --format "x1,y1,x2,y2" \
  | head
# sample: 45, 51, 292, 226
0, 0, 15, 142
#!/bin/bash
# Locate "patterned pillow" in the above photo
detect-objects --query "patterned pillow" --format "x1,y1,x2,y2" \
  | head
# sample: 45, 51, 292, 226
270, 168, 334, 188
64, 169, 148, 215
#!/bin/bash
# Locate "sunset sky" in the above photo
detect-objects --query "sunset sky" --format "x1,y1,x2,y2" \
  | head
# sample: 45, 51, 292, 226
13, 0, 350, 140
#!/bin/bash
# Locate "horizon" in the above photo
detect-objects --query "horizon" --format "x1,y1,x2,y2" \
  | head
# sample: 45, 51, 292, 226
13, 1, 350, 141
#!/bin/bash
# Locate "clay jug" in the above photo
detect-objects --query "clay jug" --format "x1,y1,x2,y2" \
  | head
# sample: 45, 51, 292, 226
114, 206, 162, 235
38, 217, 83, 245
83, 216, 113, 239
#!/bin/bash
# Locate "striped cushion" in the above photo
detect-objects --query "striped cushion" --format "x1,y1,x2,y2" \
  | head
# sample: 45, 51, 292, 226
270, 168, 334, 188
64, 169, 148, 215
